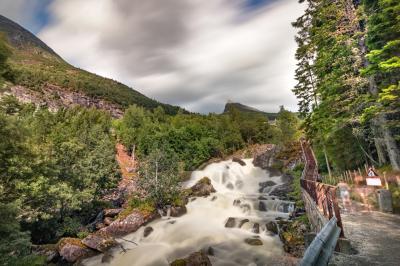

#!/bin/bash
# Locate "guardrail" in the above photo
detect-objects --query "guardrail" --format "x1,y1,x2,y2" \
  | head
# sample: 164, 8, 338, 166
300, 216, 341, 266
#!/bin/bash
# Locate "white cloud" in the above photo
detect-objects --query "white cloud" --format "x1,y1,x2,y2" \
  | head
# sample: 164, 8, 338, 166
38, 0, 303, 113
0, 0, 51, 33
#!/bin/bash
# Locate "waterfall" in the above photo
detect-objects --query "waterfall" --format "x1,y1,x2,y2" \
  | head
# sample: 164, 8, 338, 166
83, 158, 294, 266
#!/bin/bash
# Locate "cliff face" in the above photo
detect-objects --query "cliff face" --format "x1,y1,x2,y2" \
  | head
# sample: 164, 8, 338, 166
2, 84, 124, 117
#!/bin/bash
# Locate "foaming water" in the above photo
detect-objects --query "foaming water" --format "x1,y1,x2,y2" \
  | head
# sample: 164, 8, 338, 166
83, 159, 294, 266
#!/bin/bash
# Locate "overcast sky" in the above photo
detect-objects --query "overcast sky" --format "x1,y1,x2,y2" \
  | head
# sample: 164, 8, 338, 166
0, 0, 303, 113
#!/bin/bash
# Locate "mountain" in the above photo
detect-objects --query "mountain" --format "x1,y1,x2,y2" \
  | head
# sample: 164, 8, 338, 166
0, 15, 182, 116
223, 101, 278, 120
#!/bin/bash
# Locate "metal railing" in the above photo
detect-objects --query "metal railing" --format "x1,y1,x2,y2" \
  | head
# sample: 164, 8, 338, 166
300, 139, 344, 237
300, 216, 341, 266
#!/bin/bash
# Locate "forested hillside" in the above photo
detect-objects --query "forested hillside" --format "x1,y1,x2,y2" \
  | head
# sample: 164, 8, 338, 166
292, 0, 400, 173
0, 15, 181, 115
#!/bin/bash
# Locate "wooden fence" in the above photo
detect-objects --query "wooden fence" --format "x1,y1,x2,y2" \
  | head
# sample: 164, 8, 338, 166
300, 139, 344, 237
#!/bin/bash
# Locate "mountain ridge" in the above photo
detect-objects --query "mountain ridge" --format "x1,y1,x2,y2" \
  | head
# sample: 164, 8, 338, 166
0, 14, 182, 116
223, 101, 278, 120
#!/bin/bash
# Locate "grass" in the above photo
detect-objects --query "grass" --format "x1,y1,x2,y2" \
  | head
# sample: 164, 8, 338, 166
118, 195, 157, 220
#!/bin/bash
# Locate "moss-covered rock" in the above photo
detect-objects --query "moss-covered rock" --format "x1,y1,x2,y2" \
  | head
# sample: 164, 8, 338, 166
57, 238, 95, 263
170, 251, 212, 266
189, 177, 216, 197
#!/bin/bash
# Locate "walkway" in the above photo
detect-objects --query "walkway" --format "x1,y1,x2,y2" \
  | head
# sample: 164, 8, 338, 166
329, 201, 400, 266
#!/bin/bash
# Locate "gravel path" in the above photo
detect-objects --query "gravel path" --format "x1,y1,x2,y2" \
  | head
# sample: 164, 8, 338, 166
330, 202, 400, 266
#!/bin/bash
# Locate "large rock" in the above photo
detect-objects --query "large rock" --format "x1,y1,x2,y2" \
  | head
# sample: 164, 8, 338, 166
225, 217, 236, 228
99, 210, 158, 237
253, 145, 277, 169
266, 221, 279, 235
170, 206, 187, 217
57, 238, 95, 263
81, 232, 117, 252
143, 226, 154, 238
244, 238, 263, 246
232, 157, 246, 166
259, 180, 276, 193
259, 201, 267, 211
189, 177, 216, 197
270, 183, 294, 200
170, 251, 212, 266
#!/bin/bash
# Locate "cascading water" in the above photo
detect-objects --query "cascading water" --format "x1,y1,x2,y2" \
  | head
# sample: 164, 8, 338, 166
83, 159, 295, 266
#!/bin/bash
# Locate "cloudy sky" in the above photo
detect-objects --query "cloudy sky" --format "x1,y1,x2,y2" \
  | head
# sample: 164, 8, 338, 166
0, 0, 303, 113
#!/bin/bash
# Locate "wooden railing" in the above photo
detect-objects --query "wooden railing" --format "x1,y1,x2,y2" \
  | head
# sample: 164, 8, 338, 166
300, 139, 344, 237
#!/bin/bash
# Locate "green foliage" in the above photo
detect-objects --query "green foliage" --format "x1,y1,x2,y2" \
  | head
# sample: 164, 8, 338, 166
288, 163, 305, 208
138, 148, 181, 207
275, 106, 301, 144
0, 203, 45, 266
0, 35, 12, 86
0, 100, 120, 244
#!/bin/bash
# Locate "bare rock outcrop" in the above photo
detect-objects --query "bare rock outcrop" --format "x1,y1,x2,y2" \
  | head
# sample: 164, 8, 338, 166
3, 85, 123, 118
81, 232, 117, 252
57, 238, 95, 263
99, 210, 158, 237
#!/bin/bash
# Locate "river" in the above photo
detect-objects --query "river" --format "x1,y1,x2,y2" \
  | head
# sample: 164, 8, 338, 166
83, 158, 294, 266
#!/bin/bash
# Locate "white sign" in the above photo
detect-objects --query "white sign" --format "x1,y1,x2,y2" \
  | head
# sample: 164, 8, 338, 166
366, 177, 382, 186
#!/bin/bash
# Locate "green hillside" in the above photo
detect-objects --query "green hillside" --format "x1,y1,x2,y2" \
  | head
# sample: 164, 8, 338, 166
223, 101, 278, 120
0, 15, 182, 115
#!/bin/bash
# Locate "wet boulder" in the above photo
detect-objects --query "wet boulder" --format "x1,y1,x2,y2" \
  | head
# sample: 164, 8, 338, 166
81, 232, 117, 252
233, 199, 241, 206
258, 181, 276, 193
170, 205, 187, 217
252, 223, 260, 234
266, 221, 278, 235
244, 237, 263, 246
99, 210, 158, 237
189, 177, 216, 197
259, 201, 267, 212
226, 182, 234, 190
232, 157, 246, 166
225, 217, 236, 228
270, 183, 294, 200
57, 238, 95, 263
143, 226, 154, 238
238, 219, 250, 228
170, 251, 212, 266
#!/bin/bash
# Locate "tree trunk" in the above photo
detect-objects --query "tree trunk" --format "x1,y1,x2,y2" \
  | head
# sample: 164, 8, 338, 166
378, 115, 400, 170
323, 145, 332, 178
372, 124, 388, 165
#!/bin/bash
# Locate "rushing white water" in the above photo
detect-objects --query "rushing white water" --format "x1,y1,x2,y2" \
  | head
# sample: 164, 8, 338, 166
83, 159, 294, 266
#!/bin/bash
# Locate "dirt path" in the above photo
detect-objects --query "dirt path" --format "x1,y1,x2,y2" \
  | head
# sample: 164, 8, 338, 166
330, 202, 400, 266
